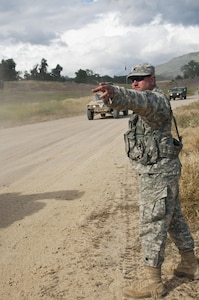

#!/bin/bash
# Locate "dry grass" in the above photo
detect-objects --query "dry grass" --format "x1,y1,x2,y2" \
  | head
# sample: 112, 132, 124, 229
174, 101, 199, 128
179, 151, 199, 230
175, 108, 199, 230
0, 97, 90, 127
0, 81, 94, 127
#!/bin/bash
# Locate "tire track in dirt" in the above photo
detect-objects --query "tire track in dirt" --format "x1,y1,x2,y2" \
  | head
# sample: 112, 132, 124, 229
118, 166, 140, 281
68, 159, 141, 300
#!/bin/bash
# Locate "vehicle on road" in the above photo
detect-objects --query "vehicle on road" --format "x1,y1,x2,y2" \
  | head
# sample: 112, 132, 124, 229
168, 87, 187, 100
86, 93, 128, 120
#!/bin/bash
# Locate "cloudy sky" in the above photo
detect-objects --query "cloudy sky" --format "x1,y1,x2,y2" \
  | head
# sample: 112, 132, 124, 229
0, 0, 199, 78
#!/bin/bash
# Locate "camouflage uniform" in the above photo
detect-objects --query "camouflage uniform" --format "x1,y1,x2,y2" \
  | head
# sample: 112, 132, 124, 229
110, 84, 194, 268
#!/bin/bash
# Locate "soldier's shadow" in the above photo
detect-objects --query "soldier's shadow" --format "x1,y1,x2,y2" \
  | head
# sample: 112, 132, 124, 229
0, 190, 84, 228
164, 275, 191, 296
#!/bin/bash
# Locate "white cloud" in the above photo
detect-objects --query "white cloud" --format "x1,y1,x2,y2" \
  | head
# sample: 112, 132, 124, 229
0, 0, 199, 77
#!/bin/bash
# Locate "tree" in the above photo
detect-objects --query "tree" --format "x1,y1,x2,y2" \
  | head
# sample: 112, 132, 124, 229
25, 58, 48, 80
30, 64, 39, 80
75, 68, 102, 84
0, 58, 19, 81
51, 64, 63, 81
39, 58, 49, 80
175, 75, 183, 80
181, 60, 199, 78
24, 59, 65, 81
75, 69, 88, 83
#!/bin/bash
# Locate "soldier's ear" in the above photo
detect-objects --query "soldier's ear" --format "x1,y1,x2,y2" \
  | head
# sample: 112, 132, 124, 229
150, 75, 155, 84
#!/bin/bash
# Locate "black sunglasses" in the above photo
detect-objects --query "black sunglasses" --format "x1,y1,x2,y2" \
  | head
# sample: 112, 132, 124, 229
130, 75, 151, 82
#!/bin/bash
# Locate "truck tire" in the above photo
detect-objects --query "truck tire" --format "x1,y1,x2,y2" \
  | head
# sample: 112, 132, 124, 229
87, 109, 94, 120
123, 110, 128, 116
112, 109, 119, 119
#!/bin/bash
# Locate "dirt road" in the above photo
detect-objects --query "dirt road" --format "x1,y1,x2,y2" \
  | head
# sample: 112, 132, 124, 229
0, 97, 198, 299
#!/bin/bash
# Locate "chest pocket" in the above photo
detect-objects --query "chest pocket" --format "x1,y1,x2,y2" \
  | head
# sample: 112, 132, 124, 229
124, 114, 159, 165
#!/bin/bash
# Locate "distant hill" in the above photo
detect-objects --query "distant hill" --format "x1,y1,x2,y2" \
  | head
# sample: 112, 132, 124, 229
155, 51, 199, 79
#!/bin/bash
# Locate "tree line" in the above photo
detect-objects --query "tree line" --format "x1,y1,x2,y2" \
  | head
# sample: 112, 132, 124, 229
1, 57, 199, 84
0, 58, 66, 82
0, 57, 127, 84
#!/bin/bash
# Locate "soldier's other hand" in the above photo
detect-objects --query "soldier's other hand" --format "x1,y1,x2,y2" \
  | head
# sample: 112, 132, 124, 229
92, 82, 114, 102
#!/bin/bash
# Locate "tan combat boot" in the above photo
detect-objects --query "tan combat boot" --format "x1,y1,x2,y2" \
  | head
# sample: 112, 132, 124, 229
174, 251, 199, 280
123, 266, 167, 299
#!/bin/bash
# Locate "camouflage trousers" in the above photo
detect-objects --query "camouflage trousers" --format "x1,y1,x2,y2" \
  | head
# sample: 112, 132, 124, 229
138, 172, 194, 268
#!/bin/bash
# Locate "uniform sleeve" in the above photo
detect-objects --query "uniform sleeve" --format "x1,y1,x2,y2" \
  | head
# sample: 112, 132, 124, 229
111, 86, 172, 128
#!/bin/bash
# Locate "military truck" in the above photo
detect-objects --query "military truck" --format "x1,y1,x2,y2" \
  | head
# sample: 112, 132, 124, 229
86, 93, 128, 120
168, 87, 187, 100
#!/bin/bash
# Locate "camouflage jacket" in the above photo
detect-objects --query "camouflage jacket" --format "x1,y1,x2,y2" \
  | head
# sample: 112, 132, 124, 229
111, 85, 182, 175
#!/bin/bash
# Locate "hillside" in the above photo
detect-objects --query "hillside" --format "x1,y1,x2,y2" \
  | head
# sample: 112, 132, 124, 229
155, 51, 199, 79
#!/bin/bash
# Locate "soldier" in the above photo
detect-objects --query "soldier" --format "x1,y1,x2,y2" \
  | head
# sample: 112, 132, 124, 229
92, 63, 199, 298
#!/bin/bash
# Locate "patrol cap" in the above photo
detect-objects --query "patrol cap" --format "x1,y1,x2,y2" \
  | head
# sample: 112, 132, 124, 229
127, 63, 155, 79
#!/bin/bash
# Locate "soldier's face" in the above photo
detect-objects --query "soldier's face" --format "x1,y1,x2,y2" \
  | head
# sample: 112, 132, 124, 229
131, 75, 155, 91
